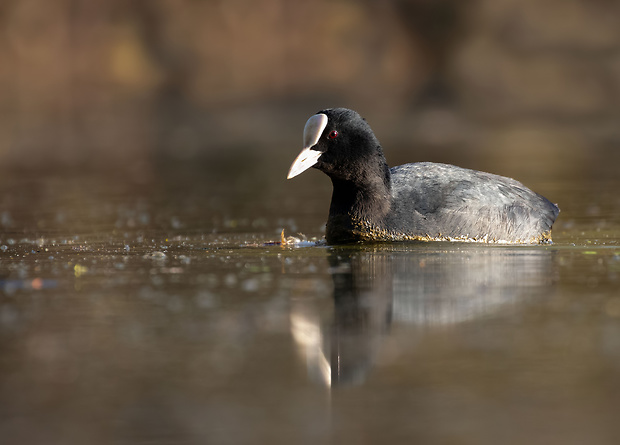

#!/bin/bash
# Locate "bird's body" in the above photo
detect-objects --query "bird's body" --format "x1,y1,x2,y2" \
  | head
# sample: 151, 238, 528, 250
287, 108, 559, 245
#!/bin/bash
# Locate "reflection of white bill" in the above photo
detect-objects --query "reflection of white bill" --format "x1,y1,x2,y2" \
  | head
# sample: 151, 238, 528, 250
290, 303, 332, 387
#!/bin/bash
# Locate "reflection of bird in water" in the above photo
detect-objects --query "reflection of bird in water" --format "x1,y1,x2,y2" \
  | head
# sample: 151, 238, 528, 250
290, 245, 555, 386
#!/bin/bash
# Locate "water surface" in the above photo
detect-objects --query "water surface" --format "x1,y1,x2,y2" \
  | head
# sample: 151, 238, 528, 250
1, 150, 620, 444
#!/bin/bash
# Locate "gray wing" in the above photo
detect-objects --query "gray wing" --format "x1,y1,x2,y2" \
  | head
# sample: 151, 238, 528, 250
388, 163, 559, 242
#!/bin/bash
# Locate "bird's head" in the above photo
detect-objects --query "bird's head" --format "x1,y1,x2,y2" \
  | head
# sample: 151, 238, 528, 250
287, 108, 382, 183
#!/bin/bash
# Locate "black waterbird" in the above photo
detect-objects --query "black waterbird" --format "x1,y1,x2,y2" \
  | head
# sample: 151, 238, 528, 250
287, 108, 559, 244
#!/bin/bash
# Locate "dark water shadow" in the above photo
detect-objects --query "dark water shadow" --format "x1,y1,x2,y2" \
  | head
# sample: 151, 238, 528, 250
292, 243, 556, 386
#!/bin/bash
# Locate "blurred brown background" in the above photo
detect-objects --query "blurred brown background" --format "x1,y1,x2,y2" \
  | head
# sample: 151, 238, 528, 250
1, 0, 619, 169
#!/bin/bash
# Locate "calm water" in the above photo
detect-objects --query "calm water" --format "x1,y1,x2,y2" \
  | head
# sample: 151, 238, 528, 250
1, 147, 620, 445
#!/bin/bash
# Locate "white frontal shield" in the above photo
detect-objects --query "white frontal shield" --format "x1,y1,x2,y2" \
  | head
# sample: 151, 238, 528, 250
287, 113, 328, 179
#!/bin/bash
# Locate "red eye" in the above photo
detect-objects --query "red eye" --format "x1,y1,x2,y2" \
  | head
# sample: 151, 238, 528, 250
328, 130, 338, 139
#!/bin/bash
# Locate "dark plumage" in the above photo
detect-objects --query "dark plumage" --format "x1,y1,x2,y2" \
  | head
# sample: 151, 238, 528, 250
287, 108, 559, 244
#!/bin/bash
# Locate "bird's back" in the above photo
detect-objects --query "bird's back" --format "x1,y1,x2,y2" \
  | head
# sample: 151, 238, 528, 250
386, 162, 559, 243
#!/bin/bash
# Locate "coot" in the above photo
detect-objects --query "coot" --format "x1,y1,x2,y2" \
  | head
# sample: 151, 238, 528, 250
287, 108, 559, 244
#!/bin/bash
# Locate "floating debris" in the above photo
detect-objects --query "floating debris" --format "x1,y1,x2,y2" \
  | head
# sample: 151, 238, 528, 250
74, 264, 89, 278
248, 229, 321, 248
143, 251, 167, 259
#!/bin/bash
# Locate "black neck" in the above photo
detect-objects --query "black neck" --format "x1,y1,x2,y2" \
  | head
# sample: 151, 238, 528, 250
325, 162, 392, 242
329, 175, 390, 218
